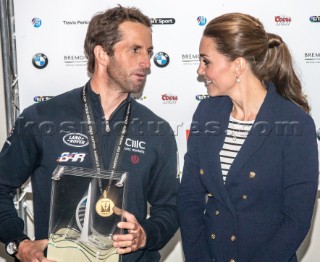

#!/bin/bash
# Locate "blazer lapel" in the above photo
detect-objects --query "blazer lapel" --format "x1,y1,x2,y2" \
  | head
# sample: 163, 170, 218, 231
202, 83, 278, 214
205, 98, 237, 215
226, 83, 278, 182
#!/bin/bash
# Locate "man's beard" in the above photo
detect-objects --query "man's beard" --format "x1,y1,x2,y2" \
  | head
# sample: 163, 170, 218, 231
107, 59, 148, 94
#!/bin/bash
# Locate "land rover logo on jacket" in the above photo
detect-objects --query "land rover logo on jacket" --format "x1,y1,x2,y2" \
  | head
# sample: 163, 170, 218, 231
63, 133, 89, 147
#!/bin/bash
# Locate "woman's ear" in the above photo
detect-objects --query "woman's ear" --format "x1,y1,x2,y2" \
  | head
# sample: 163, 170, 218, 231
93, 45, 109, 66
233, 57, 247, 76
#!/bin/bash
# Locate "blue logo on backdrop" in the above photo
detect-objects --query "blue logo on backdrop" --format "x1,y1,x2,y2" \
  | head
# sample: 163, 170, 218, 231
32, 17, 42, 28
33, 96, 53, 103
196, 95, 209, 101
153, 52, 170, 68
197, 16, 207, 26
310, 16, 320, 22
32, 53, 48, 69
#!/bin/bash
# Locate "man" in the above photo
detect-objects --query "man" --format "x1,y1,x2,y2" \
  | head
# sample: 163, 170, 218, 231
0, 6, 179, 262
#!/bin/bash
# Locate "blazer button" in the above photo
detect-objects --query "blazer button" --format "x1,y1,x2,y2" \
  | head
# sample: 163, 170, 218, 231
249, 171, 256, 179
230, 235, 236, 241
211, 233, 216, 240
200, 169, 205, 175
242, 195, 248, 200
230, 259, 236, 262
215, 210, 220, 215
208, 193, 213, 198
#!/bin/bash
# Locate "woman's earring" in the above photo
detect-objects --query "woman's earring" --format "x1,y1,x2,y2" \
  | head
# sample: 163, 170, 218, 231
236, 76, 240, 83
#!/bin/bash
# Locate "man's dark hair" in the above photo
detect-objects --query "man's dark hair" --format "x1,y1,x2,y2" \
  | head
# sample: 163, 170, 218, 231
84, 5, 152, 74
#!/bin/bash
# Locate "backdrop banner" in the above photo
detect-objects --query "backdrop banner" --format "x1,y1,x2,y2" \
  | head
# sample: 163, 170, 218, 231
13, 1, 320, 260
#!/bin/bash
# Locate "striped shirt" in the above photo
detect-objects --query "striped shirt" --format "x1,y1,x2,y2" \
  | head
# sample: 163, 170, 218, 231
220, 115, 254, 183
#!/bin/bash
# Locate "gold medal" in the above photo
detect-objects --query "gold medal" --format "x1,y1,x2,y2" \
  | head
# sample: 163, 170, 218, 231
95, 190, 115, 217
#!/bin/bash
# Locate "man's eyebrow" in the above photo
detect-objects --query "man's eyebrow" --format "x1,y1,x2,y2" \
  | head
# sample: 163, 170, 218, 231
130, 44, 153, 51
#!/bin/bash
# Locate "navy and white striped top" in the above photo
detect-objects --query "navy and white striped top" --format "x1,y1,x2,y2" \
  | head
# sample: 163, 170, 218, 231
219, 115, 254, 183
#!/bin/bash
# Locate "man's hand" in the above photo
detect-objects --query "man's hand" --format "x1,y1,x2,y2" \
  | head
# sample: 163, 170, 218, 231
112, 210, 146, 254
16, 239, 56, 262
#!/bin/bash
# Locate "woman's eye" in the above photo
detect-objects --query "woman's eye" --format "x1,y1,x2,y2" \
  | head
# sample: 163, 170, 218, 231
203, 59, 210, 65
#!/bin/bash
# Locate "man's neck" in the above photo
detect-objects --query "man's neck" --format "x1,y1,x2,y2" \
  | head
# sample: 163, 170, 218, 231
90, 78, 128, 120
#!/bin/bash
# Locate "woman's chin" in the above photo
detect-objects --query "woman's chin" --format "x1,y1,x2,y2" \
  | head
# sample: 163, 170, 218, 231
207, 90, 218, 97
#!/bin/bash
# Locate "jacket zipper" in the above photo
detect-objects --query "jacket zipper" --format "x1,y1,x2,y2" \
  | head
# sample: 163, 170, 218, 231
97, 95, 130, 133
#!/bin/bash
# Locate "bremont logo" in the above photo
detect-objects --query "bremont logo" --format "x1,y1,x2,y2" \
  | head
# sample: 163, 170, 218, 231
304, 52, 320, 64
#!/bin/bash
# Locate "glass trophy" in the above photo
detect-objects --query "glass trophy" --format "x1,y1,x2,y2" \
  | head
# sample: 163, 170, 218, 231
47, 165, 128, 262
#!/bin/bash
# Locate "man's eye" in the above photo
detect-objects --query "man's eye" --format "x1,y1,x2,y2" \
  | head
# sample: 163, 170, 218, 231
132, 48, 139, 53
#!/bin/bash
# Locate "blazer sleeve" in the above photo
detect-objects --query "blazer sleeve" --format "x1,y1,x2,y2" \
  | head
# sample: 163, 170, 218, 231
250, 114, 319, 262
177, 106, 212, 262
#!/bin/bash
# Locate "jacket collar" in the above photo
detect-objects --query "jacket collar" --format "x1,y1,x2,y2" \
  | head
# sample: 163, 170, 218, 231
85, 80, 132, 121
226, 82, 279, 179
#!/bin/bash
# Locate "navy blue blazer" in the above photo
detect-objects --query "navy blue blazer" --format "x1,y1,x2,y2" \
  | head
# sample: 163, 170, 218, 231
177, 83, 319, 262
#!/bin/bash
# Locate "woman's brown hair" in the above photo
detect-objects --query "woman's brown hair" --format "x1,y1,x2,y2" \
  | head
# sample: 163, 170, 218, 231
204, 12, 310, 113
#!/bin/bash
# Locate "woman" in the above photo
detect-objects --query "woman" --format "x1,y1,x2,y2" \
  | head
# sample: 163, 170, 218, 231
177, 13, 319, 262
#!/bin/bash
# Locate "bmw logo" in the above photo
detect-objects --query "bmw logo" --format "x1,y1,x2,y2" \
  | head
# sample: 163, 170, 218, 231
32, 17, 42, 28
32, 53, 48, 69
153, 52, 170, 68
197, 16, 207, 26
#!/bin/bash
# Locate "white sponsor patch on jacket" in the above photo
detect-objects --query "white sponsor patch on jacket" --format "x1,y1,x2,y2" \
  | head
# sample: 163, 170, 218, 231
63, 133, 89, 147
124, 138, 146, 154
57, 152, 86, 162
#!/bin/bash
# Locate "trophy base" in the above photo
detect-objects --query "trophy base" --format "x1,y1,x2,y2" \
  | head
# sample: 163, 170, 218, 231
47, 228, 119, 262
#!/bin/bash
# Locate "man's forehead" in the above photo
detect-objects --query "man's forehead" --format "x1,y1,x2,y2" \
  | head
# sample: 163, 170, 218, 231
116, 21, 152, 46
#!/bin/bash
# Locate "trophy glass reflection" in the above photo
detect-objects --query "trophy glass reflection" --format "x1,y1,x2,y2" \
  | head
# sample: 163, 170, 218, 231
47, 165, 128, 262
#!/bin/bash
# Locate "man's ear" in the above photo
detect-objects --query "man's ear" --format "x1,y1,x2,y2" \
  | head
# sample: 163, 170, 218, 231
93, 45, 109, 66
233, 57, 247, 76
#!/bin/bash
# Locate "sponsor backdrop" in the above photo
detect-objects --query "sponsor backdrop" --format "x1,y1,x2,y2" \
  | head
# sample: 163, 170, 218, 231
8, 0, 320, 261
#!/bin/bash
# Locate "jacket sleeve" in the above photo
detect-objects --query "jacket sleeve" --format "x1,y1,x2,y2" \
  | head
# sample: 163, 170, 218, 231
0, 109, 40, 243
140, 125, 180, 250
177, 106, 212, 262
250, 115, 319, 262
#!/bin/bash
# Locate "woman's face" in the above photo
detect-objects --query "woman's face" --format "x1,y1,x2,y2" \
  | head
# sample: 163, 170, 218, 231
197, 36, 238, 97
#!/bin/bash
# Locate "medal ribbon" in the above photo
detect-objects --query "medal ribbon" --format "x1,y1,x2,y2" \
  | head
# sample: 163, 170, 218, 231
82, 84, 131, 195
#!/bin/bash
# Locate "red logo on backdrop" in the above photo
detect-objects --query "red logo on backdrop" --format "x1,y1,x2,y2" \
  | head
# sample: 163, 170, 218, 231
275, 16, 291, 25
131, 155, 140, 164
161, 94, 178, 104
186, 130, 190, 140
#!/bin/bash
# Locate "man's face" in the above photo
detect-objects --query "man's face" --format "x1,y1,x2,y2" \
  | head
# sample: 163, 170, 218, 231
107, 21, 153, 94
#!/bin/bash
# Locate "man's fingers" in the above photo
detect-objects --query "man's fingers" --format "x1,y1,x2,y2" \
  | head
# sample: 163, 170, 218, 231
112, 210, 146, 253
113, 232, 135, 241
113, 206, 123, 216
121, 210, 136, 222
116, 247, 133, 255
